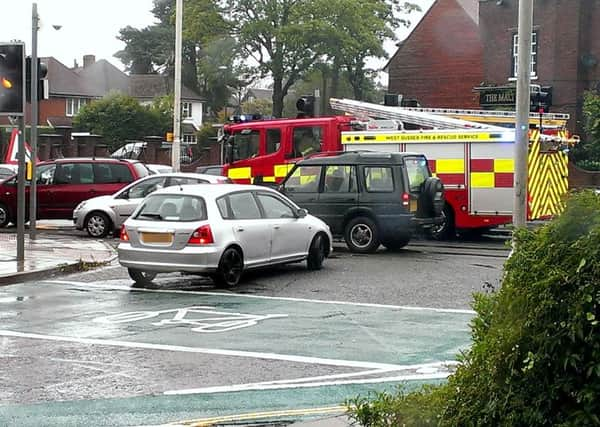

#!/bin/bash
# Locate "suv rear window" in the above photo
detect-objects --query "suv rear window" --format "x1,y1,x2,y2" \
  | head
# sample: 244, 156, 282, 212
134, 195, 207, 222
405, 157, 430, 192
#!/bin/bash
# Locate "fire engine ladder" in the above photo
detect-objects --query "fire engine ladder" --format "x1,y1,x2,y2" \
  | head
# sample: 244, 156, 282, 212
329, 98, 507, 131
398, 106, 570, 122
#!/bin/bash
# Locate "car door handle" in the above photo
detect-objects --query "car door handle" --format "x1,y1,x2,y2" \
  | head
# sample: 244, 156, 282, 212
236, 227, 244, 232
273, 225, 280, 230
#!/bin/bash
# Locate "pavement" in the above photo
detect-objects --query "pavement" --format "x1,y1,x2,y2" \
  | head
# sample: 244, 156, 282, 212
0, 220, 355, 426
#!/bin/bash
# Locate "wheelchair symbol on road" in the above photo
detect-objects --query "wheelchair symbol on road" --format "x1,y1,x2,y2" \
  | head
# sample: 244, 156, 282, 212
94, 306, 288, 333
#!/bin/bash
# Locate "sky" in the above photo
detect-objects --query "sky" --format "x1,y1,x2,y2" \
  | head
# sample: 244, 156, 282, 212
3, 0, 434, 83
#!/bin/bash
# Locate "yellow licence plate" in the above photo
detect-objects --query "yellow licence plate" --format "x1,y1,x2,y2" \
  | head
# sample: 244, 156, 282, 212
141, 232, 173, 244
409, 199, 418, 213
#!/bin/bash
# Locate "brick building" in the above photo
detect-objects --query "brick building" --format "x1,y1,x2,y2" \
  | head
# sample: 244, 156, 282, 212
386, 0, 600, 135
479, 0, 600, 134
386, 0, 483, 108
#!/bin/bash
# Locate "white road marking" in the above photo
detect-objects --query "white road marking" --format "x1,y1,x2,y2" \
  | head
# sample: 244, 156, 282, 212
46, 279, 476, 314
164, 372, 452, 395
0, 329, 422, 370
93, 306, 288, 333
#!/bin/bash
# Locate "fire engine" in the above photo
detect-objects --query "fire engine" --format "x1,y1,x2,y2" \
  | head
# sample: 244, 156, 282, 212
220, 98, 576, 238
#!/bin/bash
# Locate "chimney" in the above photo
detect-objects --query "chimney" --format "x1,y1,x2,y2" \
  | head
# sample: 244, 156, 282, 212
83, 55, 95, 68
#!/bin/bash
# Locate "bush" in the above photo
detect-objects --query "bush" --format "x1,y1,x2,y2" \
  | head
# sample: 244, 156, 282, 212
347, 191, 600, 426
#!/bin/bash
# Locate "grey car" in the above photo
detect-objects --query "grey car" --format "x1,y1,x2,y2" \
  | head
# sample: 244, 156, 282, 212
117, 184, 333, 287
73, 172, 230, 238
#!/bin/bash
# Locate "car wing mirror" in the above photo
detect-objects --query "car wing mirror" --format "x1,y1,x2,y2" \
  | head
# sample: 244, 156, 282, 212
296, 208, 308, 218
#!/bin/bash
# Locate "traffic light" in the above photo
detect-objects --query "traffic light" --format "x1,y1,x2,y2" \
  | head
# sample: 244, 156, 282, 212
530, 86, 553, 113
296, 95, 315, 118
26, 57, 48, 102
0, 43, 25, 115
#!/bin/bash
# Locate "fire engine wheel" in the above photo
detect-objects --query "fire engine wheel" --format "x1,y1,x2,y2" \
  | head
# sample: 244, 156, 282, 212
426, 205, 455, 241
0, 203, 10, 228
345, 216, 380, 253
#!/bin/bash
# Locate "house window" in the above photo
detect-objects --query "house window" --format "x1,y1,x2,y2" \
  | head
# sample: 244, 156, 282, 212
511, 32, 537, 79
66, 98, 88, 117
182, 102, 192, 118
182, 134, 196, 143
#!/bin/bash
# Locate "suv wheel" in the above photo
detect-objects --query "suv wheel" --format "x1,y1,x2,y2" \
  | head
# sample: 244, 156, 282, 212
0, 203, 10, 228
426, 204, 455, 240
382, 237, 410, 251
345, 217, 380, 253
85, 211, 112, 238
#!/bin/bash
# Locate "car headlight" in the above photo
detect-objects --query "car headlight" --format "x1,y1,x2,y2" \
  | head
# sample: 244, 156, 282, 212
74, 201, 87, 212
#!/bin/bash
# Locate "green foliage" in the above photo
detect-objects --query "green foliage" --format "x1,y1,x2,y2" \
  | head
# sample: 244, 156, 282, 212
575, 159, 600, 171
441, 190, 600, 426
573, 91, 600, 165
346, 385, 448, 427
241, 98, 273, 116
346, 191, 600, 426
73, 93, 170, 152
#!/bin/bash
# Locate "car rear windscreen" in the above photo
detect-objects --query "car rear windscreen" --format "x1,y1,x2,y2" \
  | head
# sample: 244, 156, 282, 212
134, 194, 207, 222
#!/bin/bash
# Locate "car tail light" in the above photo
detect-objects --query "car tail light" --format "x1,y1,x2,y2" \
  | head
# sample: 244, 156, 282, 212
120, 225, 129, 241
402, 192, 410, 207
188, 225, 214, 245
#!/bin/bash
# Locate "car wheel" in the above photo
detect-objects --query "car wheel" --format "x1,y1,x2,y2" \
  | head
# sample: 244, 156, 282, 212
128, 268, 157, 285
426, 204, 455, 240
344, 216, 380, 253
307, 233, 327, 270
382, 237, 410, 251
0, 203, 10, 228
85, 211, 112, 238
213, 247, 244, 288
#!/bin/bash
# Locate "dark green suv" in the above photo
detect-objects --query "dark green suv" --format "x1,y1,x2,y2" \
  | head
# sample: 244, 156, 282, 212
279, 151, 444, 253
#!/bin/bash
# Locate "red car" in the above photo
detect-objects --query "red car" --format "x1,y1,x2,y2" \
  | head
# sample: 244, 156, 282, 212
0, 158, 149, 228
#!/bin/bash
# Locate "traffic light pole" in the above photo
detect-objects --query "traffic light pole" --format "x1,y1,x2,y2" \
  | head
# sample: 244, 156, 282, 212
16, 117, 26, 262
29, 2, 39, 239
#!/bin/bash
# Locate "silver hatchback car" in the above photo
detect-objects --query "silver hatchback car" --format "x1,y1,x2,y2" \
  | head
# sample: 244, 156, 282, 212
73, 172, 230, 238
118, 184, 333, 287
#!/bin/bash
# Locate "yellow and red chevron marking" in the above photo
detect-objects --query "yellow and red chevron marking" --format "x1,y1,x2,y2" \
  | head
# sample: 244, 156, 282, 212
527, 130, 569, 219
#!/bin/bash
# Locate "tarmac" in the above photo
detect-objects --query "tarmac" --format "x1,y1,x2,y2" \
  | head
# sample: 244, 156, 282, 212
0, 220, 355, 426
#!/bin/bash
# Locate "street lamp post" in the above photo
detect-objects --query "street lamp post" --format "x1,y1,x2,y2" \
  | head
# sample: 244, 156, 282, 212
171, 0, 183, 172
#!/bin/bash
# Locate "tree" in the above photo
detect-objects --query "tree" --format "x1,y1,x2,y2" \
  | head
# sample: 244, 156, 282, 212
242, 98, 273, 116
115, 0, 227, 93
229, 0, 332, 117
73, 93, 170, 152
316, 0, 420, 101
573, 90, 600, 169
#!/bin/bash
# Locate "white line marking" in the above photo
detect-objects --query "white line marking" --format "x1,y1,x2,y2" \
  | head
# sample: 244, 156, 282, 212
164, 372, 452, 395
46, 280, 476, 314
0, 330, 420, 370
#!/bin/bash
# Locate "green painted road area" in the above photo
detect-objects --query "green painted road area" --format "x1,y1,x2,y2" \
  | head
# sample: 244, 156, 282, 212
0, 279, 474, 426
